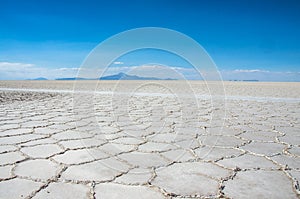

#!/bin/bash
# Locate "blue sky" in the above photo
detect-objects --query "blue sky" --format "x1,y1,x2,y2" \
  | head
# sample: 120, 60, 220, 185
0, 0, 300, 81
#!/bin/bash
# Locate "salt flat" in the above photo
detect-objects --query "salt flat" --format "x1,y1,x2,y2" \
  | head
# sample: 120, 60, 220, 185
0, 80, 299, 198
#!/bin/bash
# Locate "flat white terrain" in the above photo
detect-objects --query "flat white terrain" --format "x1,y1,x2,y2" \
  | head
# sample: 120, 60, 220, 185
0, 80, 299, 198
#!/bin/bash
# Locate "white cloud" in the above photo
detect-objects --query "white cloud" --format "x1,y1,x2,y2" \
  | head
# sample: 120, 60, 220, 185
127, 65, 184, 79
1, 62, 299, 82
113, 61, 124, 65
221, 69, 300, 82
233, 69, 270, 73
55, 67, 78, 71
101, 64, 203, 80
0, 62, 79, 80
0, 62, 34, 68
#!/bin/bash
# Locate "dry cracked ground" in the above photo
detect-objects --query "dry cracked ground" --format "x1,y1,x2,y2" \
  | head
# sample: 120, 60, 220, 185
0, 81, 299, 199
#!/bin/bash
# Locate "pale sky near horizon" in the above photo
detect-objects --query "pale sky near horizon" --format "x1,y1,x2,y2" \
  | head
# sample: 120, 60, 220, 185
0, 0, 300, 81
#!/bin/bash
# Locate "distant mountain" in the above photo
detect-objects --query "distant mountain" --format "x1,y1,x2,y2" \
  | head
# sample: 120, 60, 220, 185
242, 79, 259, 82
99, 72, 175, 80
55, 77, 88, 80
29, 77, 48, 80
229, 79, 259, 82
54, 73, 176, 81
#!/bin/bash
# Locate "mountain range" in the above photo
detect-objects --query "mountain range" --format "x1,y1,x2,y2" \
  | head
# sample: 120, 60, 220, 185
55, 73, 175, 80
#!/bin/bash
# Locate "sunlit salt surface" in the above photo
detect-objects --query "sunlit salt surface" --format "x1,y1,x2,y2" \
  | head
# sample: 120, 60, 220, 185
1, 87, 300, 103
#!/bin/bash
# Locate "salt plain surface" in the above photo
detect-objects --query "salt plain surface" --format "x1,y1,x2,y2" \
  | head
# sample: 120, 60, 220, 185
0, 80, 299, 198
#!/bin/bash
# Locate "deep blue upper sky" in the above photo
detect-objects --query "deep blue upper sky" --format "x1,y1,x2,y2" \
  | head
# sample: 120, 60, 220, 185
0, 0, 300, 80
